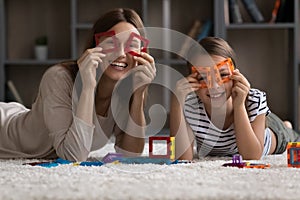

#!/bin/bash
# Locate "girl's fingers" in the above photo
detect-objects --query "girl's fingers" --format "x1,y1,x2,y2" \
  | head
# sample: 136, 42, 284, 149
231, 70, 250, 88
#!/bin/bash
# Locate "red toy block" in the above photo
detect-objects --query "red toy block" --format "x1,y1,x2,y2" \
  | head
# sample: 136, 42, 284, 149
149, 136, 175, 160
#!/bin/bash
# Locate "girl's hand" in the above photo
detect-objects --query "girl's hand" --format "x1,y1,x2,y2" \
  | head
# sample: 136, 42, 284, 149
131, 52, 156, 94
230, 69, 250, 107
77, 47, 106, 89
174, 73, 201, 103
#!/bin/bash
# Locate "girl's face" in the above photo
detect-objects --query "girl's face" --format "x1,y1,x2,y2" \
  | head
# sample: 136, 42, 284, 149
97, 22, 141, 81
195, 55, 233, 108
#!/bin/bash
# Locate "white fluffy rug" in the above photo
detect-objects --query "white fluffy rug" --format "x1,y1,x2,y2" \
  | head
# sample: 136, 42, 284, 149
1, 143, 300, 200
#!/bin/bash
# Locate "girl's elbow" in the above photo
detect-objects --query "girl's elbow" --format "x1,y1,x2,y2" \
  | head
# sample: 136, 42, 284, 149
240, 151, 263, 160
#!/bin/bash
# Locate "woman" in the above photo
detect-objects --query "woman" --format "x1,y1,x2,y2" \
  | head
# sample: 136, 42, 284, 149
170, 36, 299, 160
0, 8, 156, 161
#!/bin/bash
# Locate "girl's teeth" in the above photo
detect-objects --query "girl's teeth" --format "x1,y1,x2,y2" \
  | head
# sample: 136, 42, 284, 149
210, 93, 222, 98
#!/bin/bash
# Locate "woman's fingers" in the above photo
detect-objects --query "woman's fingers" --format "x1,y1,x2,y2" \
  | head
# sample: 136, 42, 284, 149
133, 52, 156, 72
78, 47, 106, 65
77, 47, 107, 89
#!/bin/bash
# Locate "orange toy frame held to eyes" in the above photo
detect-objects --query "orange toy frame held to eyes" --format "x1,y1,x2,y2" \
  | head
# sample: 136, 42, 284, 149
191, 58, 234, 88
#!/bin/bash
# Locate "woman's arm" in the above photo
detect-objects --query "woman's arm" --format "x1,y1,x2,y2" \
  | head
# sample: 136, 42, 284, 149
43, 47, 105, 162
41, 67, 94, 162
76, 47, 105, 125
115, 90, 146, 156
115, 52, 156, 155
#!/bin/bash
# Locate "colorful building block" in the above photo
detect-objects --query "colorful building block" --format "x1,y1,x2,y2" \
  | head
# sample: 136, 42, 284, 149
223, 154, 270, 169
287, 142, 300, 168
102, 153, 123, 163
149, 136, 175, 160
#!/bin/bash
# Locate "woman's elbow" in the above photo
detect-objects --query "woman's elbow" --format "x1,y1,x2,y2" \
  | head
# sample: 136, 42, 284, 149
57, 148, 90, 162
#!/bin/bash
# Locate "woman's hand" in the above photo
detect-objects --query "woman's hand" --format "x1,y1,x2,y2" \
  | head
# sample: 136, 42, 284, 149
77, 47, 106, 90
131, 52, 156, 94
230, 69, 250, 107
174, 73, 200, 104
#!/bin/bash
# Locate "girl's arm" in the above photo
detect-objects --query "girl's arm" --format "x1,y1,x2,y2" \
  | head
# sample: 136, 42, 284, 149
170, 93, 194, 160
231, 69, 265, 159
234, 105, 266, 159
170, 74, 200, 160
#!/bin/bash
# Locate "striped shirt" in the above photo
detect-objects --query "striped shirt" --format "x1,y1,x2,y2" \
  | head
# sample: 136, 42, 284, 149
184, 88, 271, 157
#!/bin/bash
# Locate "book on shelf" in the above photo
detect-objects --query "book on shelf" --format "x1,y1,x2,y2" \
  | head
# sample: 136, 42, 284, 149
6, 80, 24, 104
178, 19, 212, 58
269, 0, 281, 23
178, 20, 202, 58
275, 0, 294, 23
241, 0, 265, 23
196, 20, 212, 42
228, 0, 243, 24
224, 0, 230, 25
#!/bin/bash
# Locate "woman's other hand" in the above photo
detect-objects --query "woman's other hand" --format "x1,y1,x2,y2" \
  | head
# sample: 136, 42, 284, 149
131, 52, 156, 94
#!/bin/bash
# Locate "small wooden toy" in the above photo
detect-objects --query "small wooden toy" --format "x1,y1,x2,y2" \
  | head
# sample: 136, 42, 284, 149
287, 142, 300, 168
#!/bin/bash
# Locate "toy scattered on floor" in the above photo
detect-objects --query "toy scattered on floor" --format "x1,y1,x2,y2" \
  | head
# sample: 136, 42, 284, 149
102, 153, 123, 163
24, 158, 103, 168
222, 154, 270, 169
149, 136, 175, 159
116, 157, 174, 165
24, 136, 193, 167
287, 142, 300, 168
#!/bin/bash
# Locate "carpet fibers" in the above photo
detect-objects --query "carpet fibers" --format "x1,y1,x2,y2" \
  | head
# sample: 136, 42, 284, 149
1, 145, 300, 200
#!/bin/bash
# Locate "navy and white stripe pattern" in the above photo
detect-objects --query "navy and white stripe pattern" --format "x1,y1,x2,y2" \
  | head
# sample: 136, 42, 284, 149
184, 88, 270, 157
262, 128, 272, 157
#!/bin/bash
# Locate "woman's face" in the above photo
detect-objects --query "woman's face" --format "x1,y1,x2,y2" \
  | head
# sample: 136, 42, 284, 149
195, 55, 233, 108
97, 22, 141, 81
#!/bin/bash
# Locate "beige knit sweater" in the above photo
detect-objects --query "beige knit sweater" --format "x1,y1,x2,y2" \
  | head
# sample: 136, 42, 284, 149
0, 65, 123, 161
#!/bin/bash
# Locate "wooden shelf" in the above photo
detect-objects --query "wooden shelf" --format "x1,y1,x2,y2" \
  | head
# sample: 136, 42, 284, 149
5, 59, 68, 65
226, 23, 296, 29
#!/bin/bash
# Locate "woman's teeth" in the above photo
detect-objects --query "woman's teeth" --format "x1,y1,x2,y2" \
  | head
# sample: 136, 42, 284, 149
111, 62, 128, 68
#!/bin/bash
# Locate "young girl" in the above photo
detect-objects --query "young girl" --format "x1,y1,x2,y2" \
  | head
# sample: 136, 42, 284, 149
170, 37, 299, 160
0, 8, 156, 161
